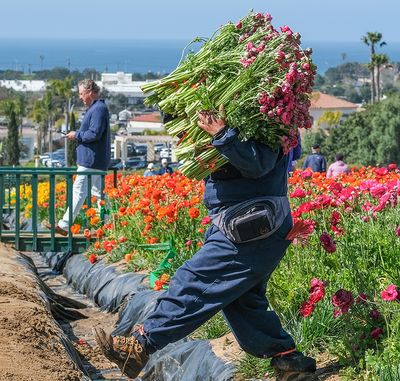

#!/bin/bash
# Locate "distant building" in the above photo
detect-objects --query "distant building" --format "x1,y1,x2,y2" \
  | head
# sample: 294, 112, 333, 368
310, 91, 360, 128
0, 80, 46, 92
97, 72, 150, 104
127, 112, 164, 134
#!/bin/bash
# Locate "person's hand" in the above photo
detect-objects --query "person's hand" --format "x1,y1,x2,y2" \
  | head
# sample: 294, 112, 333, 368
66, 131, 76, 140
197, 110, 226, 136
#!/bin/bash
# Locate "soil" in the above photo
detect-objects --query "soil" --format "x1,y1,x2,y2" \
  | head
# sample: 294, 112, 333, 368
0, 244, 84, 381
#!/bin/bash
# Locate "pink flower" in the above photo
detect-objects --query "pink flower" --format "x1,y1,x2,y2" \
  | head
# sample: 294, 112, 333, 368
395, 226, 400, 237
332, 289, 354, 317
236, 21, 242, 29
290, 188, 307, 199
185, 240, 193, 247
381, 284, 398, 301
388, 163, 397, 171
201, 216, 212, 225
300, 301, 315, 317
309, 281, 325, 304
319, 232, 336, 253
370, 327, 384, 340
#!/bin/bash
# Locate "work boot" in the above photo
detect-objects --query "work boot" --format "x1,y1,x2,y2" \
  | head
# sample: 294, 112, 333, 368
93, 327, 149, 379
271, 351, 316, 381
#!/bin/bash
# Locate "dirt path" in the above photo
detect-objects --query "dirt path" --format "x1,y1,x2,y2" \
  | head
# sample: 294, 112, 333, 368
28, 250, 130, 380
0, 244, 84, 381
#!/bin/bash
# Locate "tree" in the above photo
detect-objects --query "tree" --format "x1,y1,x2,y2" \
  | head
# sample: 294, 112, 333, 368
1, 101, 20, 165
317, 111, 342, 129
373, 53, 390, 101
362, 32, 386, 103
67, 111, 77, 166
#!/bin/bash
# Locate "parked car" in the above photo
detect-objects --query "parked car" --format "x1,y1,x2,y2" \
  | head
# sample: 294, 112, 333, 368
160, 148, 172, 159
115, 158, 147, 171
154, 143, 166, 153
108, 158, 122, 170
134, 144, 147, 156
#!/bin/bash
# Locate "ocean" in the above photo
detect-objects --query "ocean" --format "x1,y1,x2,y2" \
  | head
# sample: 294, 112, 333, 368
0, 38, 399, 75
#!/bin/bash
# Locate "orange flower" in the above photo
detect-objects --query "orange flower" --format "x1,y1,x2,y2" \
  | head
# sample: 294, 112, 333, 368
188, 207, 200, 219
124, 253, 132, 262
83, 229, 91, 239
121, 220, 129, 227
70, 224, 81, 234
86, 208, 97, 218
99, 199, 105, 206
95, 228, 103, 238
82, 204, 88, 210
91, 196, 97, 204
94, 241, 101, 250
90, 216, 100, 225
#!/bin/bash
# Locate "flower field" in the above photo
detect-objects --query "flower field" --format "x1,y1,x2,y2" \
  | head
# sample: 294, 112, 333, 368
17, 165, 400, 379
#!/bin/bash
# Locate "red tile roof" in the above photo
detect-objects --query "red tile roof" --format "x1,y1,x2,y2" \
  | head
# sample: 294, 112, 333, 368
131, 113, 161, 122
310, 92, 358, 109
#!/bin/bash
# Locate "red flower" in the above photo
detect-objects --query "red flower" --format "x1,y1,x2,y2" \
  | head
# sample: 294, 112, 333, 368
370, 327, 384, 340
319, 232, 336, 253
381, 284, 398, 301
201, 216, 212, 225
300, 301, 315, 317
332, 289, 354, 317
88, 253, 97, 264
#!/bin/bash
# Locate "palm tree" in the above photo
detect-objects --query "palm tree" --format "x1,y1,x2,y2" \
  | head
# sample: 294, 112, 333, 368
362, 32, 386, 103
373, 54, 390, 101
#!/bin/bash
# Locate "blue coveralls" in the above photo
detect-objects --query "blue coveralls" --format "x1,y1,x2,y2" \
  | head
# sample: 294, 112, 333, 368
141, 128, 296, 358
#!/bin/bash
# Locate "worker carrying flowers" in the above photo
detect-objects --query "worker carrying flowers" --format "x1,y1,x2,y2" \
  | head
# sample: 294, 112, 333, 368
94, 11, 317, 380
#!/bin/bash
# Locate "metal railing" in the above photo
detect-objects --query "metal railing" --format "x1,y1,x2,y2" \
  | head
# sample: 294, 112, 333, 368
0, 167, 107, 253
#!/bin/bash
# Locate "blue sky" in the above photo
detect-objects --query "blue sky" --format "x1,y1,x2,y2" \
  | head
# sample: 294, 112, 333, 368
1, 0, 399, 42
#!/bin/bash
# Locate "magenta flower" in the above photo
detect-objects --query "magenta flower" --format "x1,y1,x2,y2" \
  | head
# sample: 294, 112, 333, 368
369, 309, 381, 320
381, 284, 398, 301
319, 232, 336, 253
332, 289, 354, 317
290, 187, 307, 199
370, 327, 384, 340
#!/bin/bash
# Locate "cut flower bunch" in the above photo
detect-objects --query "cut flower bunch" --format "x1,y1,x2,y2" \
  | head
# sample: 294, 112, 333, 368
142, 11, 316, 179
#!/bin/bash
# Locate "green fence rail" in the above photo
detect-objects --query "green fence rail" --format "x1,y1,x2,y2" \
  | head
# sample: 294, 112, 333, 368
0, 167, 107, 253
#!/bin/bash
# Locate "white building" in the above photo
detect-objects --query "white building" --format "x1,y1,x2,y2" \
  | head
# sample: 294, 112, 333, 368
97, 72, 151, 104
127, 113, 164, 134
310, 92, 360, 128
0, 80, 46, 92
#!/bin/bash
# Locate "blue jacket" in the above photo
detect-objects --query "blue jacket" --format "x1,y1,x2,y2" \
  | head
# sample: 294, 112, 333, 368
158, 166, 173, 175
75, 99, 111, 170
302, 153, 327, 172
204, 128, 289, 210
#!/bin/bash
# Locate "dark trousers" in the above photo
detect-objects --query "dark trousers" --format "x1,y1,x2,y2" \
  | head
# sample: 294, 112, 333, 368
143, 213, 295, 358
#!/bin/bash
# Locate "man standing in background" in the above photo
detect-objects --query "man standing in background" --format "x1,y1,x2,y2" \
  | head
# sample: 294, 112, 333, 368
302, 144, 327, 173
47, 79, 111, 235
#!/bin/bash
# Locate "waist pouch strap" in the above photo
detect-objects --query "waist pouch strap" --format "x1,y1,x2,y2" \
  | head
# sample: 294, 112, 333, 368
212, 196, 290, 243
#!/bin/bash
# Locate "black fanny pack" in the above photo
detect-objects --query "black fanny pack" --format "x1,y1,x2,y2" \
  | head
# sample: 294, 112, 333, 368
212, 196, 290, 243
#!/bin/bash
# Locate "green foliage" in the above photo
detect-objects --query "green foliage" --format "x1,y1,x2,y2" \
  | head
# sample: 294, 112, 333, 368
191, 313, 230, 340
317, 110, 342, 128
304, 95, 400, 165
